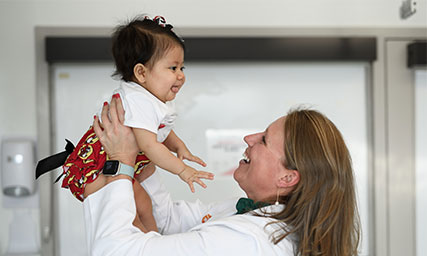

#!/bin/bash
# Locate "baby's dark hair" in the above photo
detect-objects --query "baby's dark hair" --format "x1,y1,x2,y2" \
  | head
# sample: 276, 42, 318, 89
111, 15, 185, 82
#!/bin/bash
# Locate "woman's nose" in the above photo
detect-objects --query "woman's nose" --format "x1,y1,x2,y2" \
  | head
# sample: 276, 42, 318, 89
244, 132, 262, 146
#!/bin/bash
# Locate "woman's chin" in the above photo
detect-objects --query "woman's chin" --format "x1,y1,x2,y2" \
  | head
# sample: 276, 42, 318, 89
233, 164, 246, 183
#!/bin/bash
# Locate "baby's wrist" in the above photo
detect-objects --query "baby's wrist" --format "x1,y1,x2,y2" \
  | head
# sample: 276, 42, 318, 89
177, 165, 188, 176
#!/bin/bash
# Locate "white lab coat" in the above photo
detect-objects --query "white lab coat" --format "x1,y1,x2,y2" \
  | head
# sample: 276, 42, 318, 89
83, 171, 296, 255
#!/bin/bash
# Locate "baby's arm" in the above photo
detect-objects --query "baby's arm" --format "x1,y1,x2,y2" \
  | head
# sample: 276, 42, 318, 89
163, 130, 206, 167
133, 128, 214, 192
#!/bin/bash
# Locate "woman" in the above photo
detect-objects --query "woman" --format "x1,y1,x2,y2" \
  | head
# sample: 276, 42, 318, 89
84, 96, 360, 256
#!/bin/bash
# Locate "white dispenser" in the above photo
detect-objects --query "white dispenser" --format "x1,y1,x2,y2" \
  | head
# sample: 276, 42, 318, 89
1, 138, 35, 197
1, 137, 40, 256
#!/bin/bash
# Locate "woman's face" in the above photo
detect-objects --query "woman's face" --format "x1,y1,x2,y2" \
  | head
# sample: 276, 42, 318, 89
234, 116, 291, 202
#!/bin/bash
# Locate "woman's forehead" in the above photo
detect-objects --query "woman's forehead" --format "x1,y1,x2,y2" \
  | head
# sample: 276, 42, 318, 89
267, 116, 286, 134
266, 116, 286, 149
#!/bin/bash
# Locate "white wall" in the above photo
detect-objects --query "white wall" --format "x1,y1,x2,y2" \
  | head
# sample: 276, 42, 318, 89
0, 0, 426, 253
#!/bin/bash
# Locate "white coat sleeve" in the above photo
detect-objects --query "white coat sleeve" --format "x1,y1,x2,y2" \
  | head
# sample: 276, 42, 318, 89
83, 179, 294, 256
140, 171, 238, 234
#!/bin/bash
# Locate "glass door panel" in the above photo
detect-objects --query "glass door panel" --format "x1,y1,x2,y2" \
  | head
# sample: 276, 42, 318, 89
415, 69, 427, 256
52, 62, 370, 255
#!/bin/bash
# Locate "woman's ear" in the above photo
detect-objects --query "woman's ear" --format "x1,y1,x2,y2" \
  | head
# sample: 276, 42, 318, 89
277, 170, 300, 188
133, 63, 147, 84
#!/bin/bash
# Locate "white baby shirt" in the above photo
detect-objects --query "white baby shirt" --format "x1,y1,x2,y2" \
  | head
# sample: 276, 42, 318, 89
110, 81, 177, 142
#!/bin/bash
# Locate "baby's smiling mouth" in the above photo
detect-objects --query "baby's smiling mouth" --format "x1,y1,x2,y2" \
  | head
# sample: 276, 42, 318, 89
171, 85, 180, 93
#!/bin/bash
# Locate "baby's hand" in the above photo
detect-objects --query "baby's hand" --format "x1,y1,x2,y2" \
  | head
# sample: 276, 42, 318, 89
177, 148, 207, 167
178, 166, 214, 193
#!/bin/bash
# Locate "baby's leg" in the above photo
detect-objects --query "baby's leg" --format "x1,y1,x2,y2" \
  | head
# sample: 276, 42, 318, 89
83, 174, 107, 198
83, 173, 148, 232
133, 180, 158, 232
132, 213, 149, 233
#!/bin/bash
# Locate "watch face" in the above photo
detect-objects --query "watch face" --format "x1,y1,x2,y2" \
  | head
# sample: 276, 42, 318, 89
103, 160, 119, 175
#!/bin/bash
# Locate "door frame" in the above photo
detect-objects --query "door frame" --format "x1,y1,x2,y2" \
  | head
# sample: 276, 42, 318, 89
35, 27, 426, 256
385, 39, 426, 256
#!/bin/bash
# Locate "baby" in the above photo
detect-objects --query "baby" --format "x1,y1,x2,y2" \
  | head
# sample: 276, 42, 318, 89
36, 15, 214, 232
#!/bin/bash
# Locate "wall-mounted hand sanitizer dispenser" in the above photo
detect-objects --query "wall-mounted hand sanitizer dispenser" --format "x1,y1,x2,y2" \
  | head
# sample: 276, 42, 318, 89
1, 138, 35, 197
1, 138, 40, 255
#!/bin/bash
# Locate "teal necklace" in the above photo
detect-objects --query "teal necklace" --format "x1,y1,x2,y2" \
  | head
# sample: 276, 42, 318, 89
235, 198, 271, 214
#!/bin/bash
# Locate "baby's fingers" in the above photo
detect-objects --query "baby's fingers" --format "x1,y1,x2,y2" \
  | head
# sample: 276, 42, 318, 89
194, 178, 207, 189
178, 154, 184, 161
188, 155, 207, 167
197, 171, 215, 180
187, 182, 195, 193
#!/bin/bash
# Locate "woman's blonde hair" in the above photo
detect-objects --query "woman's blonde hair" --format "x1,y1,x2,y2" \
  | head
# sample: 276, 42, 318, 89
268, 108, 360, 256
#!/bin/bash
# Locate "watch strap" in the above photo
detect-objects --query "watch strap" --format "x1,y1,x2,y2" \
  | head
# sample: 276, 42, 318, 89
117, 163, 135, 178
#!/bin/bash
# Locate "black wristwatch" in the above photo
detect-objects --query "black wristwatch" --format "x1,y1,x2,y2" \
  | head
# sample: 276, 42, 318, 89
103, 160, 134, 178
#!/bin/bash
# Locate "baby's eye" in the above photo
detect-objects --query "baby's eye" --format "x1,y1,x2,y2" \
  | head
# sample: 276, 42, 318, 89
180, 66, 186, 71
169, 66, 178, 71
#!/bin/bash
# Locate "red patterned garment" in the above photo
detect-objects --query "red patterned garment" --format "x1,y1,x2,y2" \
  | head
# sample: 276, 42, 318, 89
61, 126, 150, 201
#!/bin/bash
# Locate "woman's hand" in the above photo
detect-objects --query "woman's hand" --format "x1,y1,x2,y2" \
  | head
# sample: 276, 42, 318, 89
93, 94, 139, 166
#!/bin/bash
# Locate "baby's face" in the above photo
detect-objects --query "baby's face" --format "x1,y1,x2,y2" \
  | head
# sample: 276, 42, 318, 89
143, 46, 185, 103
